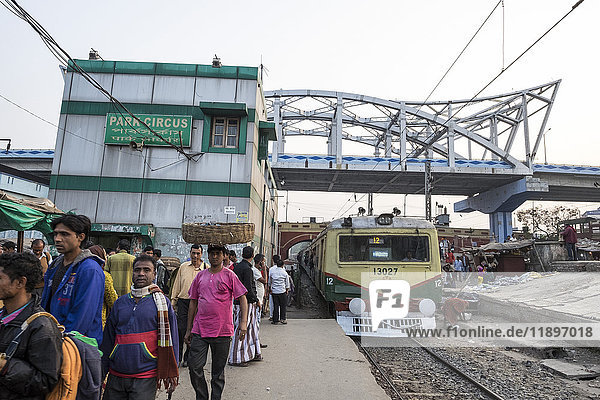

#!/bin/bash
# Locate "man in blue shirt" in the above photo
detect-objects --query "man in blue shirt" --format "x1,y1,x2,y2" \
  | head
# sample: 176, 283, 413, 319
41, 214, 105, 344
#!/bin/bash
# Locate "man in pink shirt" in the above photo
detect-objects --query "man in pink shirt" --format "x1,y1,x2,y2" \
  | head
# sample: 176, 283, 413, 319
185, 244, 248, 400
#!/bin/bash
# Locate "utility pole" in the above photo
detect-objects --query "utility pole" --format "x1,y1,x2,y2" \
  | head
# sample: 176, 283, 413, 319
285, 191, 289, 221
543, 128, 551, 165
367, 193, 373, 216
425, 160, 432, 221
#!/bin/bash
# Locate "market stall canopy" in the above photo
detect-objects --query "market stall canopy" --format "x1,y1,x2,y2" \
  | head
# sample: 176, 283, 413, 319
0, 191, 63, 238
480, 239, 534, 251
0, 191, 63, 214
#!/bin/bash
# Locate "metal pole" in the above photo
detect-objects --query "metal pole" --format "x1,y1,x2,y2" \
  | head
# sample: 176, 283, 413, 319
17, 231, 24, 252
367, 193, 373, 216
285, 191, 289, 221
425, 160, 432, 221
543, 128, 551, 165
259, 184, 267, 253
543, 133, 547, 165
273, 98, 282, 163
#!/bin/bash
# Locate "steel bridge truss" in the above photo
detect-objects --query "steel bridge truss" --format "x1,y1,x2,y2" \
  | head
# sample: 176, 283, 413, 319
265, 81, 560, 174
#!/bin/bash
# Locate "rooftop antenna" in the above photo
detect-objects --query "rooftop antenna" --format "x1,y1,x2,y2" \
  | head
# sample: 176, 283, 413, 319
89, 48, 103, 60
259, 55, 269, 82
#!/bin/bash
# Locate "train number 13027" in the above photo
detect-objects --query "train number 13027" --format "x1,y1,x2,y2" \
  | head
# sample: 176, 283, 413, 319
372, 267, 398, 276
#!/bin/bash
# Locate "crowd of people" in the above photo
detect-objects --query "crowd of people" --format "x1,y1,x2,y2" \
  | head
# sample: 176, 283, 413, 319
0, 213, 294, 400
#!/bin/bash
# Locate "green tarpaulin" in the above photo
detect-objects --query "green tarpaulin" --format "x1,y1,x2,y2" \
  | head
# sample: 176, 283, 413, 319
0, 199, 62, 240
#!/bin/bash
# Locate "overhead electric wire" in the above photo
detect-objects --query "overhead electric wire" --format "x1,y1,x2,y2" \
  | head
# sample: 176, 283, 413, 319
375, 0, 503, 160
452, 0, 585, 119
371, 0, 585, 197
421, 0, 503, 106
2, 0, 198, 160
0, 90, 192, 171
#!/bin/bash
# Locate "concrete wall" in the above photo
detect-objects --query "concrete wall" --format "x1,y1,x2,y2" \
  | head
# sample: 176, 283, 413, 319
549, 261, 600, 272
527, 241, 568, 271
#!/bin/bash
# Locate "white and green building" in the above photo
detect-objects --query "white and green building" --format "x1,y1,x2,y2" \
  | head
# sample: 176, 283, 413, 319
50, 59, 278, 259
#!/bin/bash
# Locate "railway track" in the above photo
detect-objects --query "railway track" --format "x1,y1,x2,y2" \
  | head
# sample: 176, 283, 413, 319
354, 338, 506, 400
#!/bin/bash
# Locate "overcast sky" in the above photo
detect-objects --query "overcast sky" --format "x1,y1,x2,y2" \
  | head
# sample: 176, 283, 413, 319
0, 0, 598, 228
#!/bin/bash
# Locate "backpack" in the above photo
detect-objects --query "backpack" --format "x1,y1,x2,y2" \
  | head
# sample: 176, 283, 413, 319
4, 312, 101, 400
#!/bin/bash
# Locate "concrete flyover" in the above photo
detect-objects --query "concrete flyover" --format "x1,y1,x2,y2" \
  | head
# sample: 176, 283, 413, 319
0, 149, 54, 185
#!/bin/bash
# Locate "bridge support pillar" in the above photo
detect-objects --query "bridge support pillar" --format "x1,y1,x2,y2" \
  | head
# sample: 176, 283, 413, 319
454, 176, 549, 243
489, 211, 513, 243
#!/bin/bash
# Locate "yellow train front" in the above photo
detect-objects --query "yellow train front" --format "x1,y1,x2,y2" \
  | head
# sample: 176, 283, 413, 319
299, 213, 442, 336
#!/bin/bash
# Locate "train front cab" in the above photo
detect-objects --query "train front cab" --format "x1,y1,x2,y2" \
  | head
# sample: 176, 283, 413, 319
322, 216, 443, 337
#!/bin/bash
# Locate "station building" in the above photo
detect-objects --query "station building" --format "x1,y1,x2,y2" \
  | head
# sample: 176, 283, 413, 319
49, 59, 278, 259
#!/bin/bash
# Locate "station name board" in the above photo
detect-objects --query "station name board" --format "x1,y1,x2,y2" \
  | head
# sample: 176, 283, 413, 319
104, 113, 192, 147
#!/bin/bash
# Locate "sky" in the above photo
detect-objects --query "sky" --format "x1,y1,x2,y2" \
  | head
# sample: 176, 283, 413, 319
0, 0, 598, 228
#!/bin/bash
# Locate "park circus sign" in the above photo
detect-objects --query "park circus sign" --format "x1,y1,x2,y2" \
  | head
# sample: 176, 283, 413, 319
104, 113, 192, 147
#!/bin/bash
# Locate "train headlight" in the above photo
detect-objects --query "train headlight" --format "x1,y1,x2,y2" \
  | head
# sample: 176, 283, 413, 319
419, 299, 436, 317
375, 213, 394, 225
349, 298, 366, 315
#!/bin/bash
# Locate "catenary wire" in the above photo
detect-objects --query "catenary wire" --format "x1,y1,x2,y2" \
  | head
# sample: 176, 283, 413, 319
371, 0, 586, 197
452, 0, 585, 119
421, 0, 502, 106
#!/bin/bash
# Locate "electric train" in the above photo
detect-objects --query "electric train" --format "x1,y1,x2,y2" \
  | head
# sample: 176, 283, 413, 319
298, 213, 442, 336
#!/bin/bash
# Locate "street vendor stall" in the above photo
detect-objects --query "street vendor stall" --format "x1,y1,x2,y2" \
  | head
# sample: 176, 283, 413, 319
0, 191, 63, 251
479, 239, 534, 272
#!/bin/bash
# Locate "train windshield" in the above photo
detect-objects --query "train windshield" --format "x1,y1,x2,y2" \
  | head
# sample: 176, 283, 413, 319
338, 235, 430, 262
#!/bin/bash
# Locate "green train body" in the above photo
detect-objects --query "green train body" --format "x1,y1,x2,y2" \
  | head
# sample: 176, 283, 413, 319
299, 214, 442, 336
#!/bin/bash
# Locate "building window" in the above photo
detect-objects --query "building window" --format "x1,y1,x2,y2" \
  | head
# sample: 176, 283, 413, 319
212, 117, 240, 148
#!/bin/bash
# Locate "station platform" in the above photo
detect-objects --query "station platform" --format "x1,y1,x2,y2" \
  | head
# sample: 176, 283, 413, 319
170, 319, 390, 400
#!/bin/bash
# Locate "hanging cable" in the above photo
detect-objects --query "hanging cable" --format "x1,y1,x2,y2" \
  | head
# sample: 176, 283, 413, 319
2, 0, 198, 160
0, 90, 197, 171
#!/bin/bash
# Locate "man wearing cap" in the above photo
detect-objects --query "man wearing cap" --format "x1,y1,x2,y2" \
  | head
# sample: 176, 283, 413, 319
185, 244, 248, 400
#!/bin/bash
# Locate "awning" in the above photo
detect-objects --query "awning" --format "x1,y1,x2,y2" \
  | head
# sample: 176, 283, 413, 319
0, 199, 63, 239
0, 191, 63, 214
480, 239, 535, 251
198, 102, 248, 117
259, 121, 277, 141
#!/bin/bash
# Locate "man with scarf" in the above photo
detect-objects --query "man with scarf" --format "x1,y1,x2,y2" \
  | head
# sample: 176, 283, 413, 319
101, 254, 179, 399
228, 246, 261, 366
